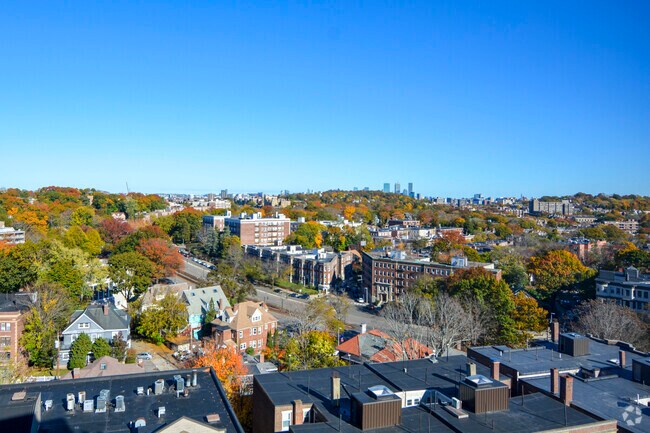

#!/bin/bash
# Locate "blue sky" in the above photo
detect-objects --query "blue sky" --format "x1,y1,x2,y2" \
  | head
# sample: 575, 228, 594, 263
1, 1, 648, 197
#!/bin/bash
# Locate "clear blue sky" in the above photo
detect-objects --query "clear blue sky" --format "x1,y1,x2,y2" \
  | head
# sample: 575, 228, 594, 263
1, 1, 648, 197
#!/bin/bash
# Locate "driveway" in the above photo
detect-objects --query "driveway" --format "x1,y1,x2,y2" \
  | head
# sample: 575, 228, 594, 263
131, 340, 180, 372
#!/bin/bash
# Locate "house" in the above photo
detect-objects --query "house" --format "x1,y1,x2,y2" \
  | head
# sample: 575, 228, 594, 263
252, 355, 616, 433
0, 293, 34, 363
181, 286, 230, 339
60, 355, 143, 380
211, 301, 277, 354
336, 328, 433, 364
58, 303, 131, 366
0, 367, 244, 433
140, 282, 190, 312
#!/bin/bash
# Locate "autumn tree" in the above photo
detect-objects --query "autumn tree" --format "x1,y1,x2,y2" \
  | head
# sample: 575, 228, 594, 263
285, 221, 325, 248
70, 206, 95, 227
191, 341, 247, 398
0, 242, 39, 293
276, 330, 342, 371
511, 292, 548, 347
431, 231, 465, 263
99, 218, 134, 249
136, 238, 183, 279
528, 250, 596, 300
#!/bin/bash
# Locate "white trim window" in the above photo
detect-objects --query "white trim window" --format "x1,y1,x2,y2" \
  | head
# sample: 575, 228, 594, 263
240, 342, 246, 350
0, 323, 10, 331
78, 322, 90, 329
281, 410, 292, 431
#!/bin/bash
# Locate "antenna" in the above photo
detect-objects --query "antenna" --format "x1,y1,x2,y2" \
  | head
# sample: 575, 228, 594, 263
126, 181, 130, 194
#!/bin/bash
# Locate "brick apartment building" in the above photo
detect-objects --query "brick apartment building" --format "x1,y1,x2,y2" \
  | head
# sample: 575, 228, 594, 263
225, 212, 291, 246
244, 245, 359, 293
362, 251, 501, 303
202, 214, 227, 233
529, 199, 575, 216
211, 301, 277, 354
0, 293, 33, 362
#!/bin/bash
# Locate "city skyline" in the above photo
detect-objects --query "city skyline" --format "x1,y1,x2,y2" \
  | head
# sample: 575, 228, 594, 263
1, 2, 649, 196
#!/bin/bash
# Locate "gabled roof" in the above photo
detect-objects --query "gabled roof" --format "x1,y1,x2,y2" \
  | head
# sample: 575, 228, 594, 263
182, 286, 230, 317
64, 304, 130, 333
60, 356, 143, 380
336, 329, 433, 362
0, 293, 35, 313
141, 282, 189, 308
213, 301, 276, 331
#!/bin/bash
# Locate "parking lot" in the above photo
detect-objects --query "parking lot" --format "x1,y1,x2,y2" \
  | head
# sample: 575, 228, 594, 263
131, 340, 181, 372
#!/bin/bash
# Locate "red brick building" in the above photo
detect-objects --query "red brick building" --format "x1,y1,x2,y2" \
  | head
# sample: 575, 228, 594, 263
0, 293, 33, 362
225, 212, 291, 246
211, 301, 277, 354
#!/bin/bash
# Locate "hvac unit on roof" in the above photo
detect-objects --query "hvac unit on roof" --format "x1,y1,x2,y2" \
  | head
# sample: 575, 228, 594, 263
158, 406, 166, 417
115, 395, 125, 412
83, 399, 94, 412
44, 400, 53, 411
154, 379, 165, 395
66, 393, 75, 411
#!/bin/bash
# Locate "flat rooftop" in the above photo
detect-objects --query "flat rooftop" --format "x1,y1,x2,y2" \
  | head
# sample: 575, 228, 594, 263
523, 374, 650, 433
0, 368, 243, 433
470, 338, 648, 376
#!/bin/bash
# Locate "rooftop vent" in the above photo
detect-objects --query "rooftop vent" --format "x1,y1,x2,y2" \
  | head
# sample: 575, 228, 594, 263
78, 391, 86, 404
154, 379, 165, 395
558, 333, 590, 357
133, 418, 146, 428
95, 396, 107, 413
465, 375, 494, 387
206, 414, 221, 423
459, 375, 509, 414
44, 400, 53, 411
115, 395, 125, 412
83, 399, 94, 412
66, 393, 75, 411
174, 375, 185, 393
136, 386, 144, 395
158, 406, 166, 418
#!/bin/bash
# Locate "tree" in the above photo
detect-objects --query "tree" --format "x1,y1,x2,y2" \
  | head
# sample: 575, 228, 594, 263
70, 206, 95, 227
573, 300, 648, 349
278, 330, 342, 371
108, 251, 155, 302
285, 221, 326, 248
100, 218, 134, 248
21, 282, 74, 367
419, 293, 469, 357
528, 250, 596, 300
190, 340, 247, 398
91, 337, 112, 359
111, 333, 128, 361
68, 333, 92, 369
0, 243, 39, 293
511, 292, 548, 347
382, 291, 423, 360
136, 238, 184, 279
136, 294, 187, 343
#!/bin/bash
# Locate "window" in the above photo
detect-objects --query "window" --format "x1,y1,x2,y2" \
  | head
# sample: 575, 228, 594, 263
0, 323, 10, 332
61, 352, 69, 360
0, 337, 10, 346
252, 327, 257, 336
258, 339, 262, 348
240, 342, 247, 350
251, 341, 256, 348
239, 330, 243, 338
414, 398, 420, 405
281, 410, 292, 431
78, 322, 90, 329
100, 363, 107, 370
406, 399, 413, 406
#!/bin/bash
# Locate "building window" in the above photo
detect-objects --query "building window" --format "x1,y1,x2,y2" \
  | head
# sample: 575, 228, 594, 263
251, 341, 256, 348
281, 410, 292, 431
239, 331, 243, 338
100, 363, 107, 370
252, 327, 257, 336
78, 322, 90, 329
240, 342, 246, 350
0, 323, 10, 332
0, 337, 10, 347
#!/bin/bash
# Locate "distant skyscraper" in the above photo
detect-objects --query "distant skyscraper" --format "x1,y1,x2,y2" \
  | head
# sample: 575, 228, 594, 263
363, 187, 369, 191
353, 187, 358, 191
408, 182, 413, 197
383, 183, 390, 193
394, 182, 401, 194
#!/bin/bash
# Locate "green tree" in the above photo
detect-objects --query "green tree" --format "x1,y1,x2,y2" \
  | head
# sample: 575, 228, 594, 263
91, 337, 111, 359
285, 221, 326, 248
0, 243, 39, 293
108, 252, 155, 302
68, 333, 92, 369
136, 294, 187, 343
110, 333, 128, 361
511, 292, 548, 347
70, 206, 95, 226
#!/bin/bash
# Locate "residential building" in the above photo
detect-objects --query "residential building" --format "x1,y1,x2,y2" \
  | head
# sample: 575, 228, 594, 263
211, 301, 277, 354
252, 355, 616, 433
0, 293, 33, 362
202, 213, 228, 233
140, 282, 190, 312
0, 367, 244, 433
595, 267, 650, 315
336, 327, 433, 363
0, 221, 25, 244
58, 303, 131, 366
362, 251, 501, 303
386, 219, 421, 228
565, 237, 607, 261
226, 212, 291, 246
469, 333, 650, 433
604, 220, 639, 234
244, 245, 359, 293
529, 199, 575, 216
572, 215, 598, 225
182, 286, 231, 339
60, 355, 144, 380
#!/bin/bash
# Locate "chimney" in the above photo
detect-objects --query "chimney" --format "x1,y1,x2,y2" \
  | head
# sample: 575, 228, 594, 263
331, 372, 341, 406
490, 360, 500, 381
560, 375, 573, 406
551, 320, 559, 343
619, 350, 626, 368
292, 400, 304, 425
550, 368, 559, 394
259, 352, 265, 363
73, 368, 80, 379
466, 362, 477, 376
103, 304, 109, 316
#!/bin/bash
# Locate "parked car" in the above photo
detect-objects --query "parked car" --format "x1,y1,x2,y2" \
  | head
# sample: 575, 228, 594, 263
136, 352, 153, 360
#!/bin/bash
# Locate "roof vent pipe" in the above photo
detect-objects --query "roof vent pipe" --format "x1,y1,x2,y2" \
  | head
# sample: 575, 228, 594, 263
192, 370, 198, 387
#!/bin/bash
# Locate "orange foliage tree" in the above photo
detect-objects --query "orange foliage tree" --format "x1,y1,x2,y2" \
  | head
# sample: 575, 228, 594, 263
136, 238, 183, 279
190, 341, 247, 399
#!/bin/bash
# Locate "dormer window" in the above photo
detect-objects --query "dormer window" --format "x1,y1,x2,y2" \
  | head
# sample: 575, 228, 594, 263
252, 314, 261, 322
